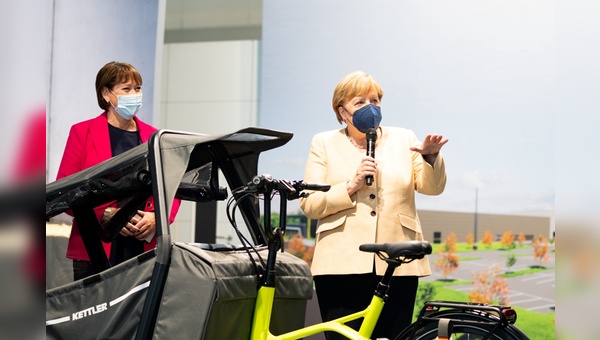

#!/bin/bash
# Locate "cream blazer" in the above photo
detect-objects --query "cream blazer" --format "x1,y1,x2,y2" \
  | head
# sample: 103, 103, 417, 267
300, 127, 446, 277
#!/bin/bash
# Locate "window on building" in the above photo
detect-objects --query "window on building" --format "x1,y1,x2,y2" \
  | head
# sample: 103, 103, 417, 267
433, 231, 442, 244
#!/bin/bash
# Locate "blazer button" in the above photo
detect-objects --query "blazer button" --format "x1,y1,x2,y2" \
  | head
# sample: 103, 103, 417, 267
369, 194, 376, 199
370, 211, 376, 217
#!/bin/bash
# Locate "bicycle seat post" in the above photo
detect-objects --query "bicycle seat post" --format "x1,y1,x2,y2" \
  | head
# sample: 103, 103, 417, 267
374, 258, 401, 300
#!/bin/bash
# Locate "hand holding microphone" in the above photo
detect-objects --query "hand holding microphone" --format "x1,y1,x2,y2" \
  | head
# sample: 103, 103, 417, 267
365, 128, 377, 186
345, 128, 378, 196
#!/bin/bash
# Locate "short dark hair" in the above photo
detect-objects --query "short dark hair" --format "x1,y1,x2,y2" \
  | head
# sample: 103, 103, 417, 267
95, 62, 143, 110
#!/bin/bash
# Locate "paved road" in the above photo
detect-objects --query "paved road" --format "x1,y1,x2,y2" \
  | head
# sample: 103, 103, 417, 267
421, 246, 555, 313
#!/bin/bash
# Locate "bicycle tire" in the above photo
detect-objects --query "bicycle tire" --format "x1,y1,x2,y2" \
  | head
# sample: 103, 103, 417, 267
394, 310, 530, 340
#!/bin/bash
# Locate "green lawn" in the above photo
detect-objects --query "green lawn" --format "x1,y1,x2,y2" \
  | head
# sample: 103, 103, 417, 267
414, 281, 555, 339
459, 256, 479, 261
502, 266, 552, 278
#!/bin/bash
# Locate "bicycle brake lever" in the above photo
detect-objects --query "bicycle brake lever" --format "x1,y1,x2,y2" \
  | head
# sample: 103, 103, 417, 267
276, 179, 297, 198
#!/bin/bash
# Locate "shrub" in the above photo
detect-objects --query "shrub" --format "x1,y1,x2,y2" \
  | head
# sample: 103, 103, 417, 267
506, 252, 517, 272
414, 282, 437, 320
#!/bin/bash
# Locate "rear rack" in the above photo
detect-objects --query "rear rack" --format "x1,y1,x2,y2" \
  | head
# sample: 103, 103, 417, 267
421, 301, 517, 326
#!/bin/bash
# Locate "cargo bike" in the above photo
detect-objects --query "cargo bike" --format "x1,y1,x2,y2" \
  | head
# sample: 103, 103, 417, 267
45, 128, 528, 339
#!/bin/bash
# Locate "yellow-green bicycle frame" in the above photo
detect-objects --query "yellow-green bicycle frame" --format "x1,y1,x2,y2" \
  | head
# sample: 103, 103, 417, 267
243, 177, 409, 340
250, 285, 385, 340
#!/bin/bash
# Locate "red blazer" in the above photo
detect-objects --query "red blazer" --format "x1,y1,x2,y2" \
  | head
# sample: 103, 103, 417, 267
57, 112, 181, 261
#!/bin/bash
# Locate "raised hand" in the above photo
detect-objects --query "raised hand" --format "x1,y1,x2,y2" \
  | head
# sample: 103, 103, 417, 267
410, 134, 448, 155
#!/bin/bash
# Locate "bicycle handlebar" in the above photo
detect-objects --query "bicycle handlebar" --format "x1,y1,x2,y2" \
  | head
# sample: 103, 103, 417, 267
233, 174, 330, 199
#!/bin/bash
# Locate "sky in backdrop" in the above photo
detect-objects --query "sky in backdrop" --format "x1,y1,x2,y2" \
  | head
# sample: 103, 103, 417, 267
257, 1, 555, 219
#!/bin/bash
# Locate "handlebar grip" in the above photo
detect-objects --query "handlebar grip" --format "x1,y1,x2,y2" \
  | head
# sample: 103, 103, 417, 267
301, 182, 331, 191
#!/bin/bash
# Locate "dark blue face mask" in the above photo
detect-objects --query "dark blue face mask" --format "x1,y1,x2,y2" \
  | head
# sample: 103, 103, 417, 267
350, 104, 382, 133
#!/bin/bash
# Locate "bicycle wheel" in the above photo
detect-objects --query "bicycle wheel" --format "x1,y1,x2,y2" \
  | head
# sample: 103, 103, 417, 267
394, 311, 529, 340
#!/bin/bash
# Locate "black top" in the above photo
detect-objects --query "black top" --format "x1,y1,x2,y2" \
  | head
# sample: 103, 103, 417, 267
108, 123, 143, 264
108, 123, 141, 156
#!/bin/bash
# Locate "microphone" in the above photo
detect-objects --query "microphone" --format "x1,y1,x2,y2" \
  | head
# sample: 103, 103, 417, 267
365, 128, 377, 186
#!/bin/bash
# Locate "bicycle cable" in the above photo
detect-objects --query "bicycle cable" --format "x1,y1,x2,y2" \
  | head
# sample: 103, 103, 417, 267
226, 193, 266, 281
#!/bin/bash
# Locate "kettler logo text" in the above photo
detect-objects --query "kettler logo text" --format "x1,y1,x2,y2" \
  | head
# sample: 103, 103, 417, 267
72, 303, 108, 320
46, 281, 151, 326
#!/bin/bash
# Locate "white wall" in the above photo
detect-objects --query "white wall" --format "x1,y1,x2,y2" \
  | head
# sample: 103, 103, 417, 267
160, 40, 259, 242
47, 0, 164, 183
0, 1, 48, 182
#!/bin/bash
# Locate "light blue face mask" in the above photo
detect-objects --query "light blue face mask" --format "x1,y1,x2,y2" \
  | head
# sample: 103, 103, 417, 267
110, 90, 142, 120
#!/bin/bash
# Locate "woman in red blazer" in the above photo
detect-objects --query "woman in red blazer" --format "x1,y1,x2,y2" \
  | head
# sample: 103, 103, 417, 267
57, 62, 180, 281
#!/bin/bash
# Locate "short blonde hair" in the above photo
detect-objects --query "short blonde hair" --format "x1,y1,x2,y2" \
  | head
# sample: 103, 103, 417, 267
332, 71, 383, 124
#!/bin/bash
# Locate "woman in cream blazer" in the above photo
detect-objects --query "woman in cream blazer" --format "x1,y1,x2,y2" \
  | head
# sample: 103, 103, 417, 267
300, 71, 447, 339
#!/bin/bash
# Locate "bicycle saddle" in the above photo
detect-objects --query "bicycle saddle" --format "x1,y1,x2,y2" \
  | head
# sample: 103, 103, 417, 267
359, 241, 432, 260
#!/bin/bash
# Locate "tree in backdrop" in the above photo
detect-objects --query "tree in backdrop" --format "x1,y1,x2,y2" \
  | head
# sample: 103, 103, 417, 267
481, 230, 494, 248
468, 264, 510, 304
517, 232, 526, 247
434, 232, 460, 280
500, 231, 517, 272
500, 231, 516, 250
506, 252, 517, 273
284, 234, 314, 266
262, 212, 316, 265
264, 212, 280, 228
532, 234, 550, 267
466, 232, 474, 248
